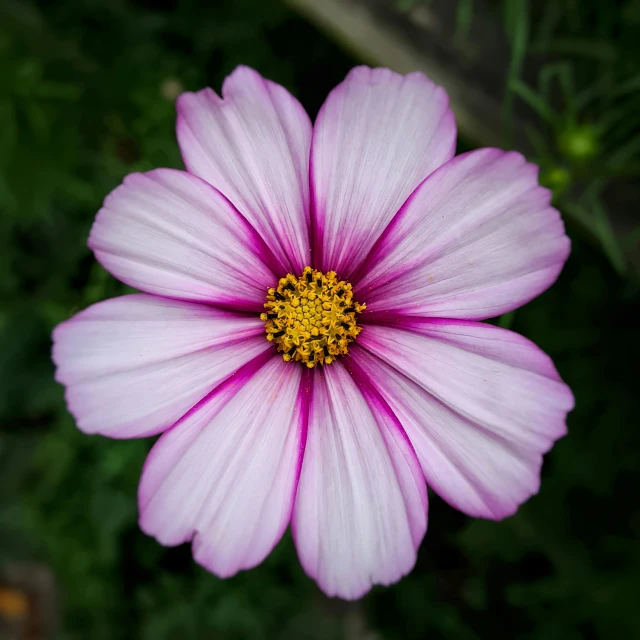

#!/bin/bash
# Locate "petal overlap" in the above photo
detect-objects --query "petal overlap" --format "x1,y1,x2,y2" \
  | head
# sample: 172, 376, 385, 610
89, 169, 278, 310
139, 355, 307, 577
356, 149, 570, 320
292, 362, 427, 599
177, 66, 312, 273
311, 66, 456, 277
353, 320, 574, 519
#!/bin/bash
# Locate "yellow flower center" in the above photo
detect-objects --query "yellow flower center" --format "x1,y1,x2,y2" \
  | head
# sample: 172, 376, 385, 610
260, 267, 366, 368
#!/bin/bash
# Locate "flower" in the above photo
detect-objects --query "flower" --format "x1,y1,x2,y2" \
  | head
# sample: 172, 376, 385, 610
52, 66, 574, 600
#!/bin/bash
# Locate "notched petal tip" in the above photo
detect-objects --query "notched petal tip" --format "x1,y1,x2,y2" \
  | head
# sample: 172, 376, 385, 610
175, 65, 312, 274
175, 86, 219, 114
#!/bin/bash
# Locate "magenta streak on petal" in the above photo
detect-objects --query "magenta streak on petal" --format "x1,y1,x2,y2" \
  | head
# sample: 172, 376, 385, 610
350, 348, 521, 516
234, 73, 306, 274
307, 81, 330, 273
360, 316, 562, 382
176, 66, 312, 275
351, 149, 570, 320
370, 357, 543, 517
350, 149, 510, 290
210, 184, 286, 281
229, 68, 312, 274
348, 170, 429, 291
138, 355, 304, 577
292, 367, 312, 509
288, 369, 312, 546
90, 169, 283, 305
353, 340, 566, 519
357, 310, 414, 326
342, 355, 428, 546
308, 134, 324, 271
310, 67, 457, 281
264, 73, 312, 244
359, 344, 551, 458
290, 363, 428, 598
137, 347, 275, 513
343, 356, 421, 467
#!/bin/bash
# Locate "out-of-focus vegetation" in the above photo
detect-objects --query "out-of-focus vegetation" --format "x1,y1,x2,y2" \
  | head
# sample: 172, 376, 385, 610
499, 0, 640, 278
1, 0, 638, 638
398, 0, 640, 278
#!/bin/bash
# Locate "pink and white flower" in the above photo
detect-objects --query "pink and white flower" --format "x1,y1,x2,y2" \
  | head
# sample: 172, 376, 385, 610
52, 66, 574, 599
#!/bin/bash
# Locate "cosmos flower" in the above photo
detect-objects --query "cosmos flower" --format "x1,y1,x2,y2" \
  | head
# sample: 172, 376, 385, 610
52, 66, 574, 599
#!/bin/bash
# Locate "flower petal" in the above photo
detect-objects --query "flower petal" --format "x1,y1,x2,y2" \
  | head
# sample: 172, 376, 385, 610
139, 355, 307, 578
89, 169, 277, 311
354, 320, 574, 519
52, 295, 270, 438
292, 362, 427, 600
357, 149, 570, 320
177, 66, 312, 274
311, 66, 456, 277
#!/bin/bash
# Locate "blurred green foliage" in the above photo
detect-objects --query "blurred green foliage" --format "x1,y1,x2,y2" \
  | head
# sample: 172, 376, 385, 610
501, 0, 640, 278
399, 0, 640, 278
1, 0, 639, 639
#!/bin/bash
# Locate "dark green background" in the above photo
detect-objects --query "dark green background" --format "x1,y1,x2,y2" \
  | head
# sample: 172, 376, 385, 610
1, 1, 639, 638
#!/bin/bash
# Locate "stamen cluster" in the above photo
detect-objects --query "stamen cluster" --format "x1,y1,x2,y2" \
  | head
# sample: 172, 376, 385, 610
261, 267, 365, 368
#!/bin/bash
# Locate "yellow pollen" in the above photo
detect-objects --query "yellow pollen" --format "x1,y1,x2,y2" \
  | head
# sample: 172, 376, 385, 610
260, 267, 366, 368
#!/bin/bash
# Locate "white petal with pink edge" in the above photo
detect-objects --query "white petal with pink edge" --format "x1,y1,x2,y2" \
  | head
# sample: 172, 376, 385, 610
354, 321, 574, 519
311, 66, 456, 278
292, 362, 427, 600
52, 295, 270, 438
139, 355, 307, 578
89, 169, 277, 311
177, 66, 312, 274
356, 149, 570, 320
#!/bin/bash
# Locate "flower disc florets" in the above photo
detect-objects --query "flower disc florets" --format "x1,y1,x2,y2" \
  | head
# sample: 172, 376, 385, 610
260, 267, 366, 368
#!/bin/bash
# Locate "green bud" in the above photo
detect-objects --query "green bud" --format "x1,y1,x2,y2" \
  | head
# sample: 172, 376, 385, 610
557, 125, 599, 163
540, 166, 571, 198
